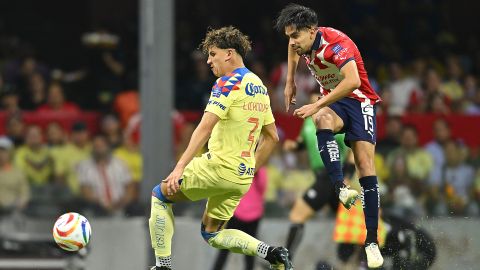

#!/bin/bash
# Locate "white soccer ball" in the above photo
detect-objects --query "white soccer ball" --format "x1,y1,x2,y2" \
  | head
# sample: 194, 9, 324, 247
52, 212, 92, 251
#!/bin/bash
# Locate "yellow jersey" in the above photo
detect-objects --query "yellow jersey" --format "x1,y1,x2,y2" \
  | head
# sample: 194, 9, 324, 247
205, 67, 274, 184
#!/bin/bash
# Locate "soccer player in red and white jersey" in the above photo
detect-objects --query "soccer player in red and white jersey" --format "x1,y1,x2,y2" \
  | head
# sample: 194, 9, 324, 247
275, 4, 383, 268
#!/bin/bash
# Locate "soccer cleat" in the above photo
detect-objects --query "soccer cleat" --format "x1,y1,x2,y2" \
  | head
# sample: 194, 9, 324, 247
338, 186, 359, 209
365, 243, 384, 268
269, 247, 293, 270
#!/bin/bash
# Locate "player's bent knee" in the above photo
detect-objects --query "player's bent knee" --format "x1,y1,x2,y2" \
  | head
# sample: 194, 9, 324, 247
315, 112, 334, 129
152, 184, 173, 203
289, 206, 313, 223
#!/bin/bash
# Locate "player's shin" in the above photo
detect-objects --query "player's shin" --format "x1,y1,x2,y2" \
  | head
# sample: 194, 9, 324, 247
285, 223, 304, 259
203, 227, 266, 257
149, 196, 174, 268
316, 129, 344, 193
359, 176, 379, 244
203, 225, 292, 268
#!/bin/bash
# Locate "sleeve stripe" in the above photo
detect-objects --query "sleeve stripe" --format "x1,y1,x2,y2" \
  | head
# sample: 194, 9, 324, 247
338, 57, 355, 69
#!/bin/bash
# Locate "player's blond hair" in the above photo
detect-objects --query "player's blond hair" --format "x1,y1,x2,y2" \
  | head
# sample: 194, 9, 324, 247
200, 26, 252, 58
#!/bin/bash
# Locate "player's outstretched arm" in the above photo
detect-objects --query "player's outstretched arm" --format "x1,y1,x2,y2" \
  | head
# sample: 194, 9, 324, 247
254, 123, 279, 172
163, 112, 219, 195
284, 45, 300, 112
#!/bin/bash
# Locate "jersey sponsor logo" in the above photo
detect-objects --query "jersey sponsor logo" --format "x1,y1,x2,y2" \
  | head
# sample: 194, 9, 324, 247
313, 73, 340, 86
245, 83, 268, 97
208, 99, 226, 110
318, 73, 336, 81
326, 140, 340, 161
238, 163, 255, 176
242, 102, 269, 112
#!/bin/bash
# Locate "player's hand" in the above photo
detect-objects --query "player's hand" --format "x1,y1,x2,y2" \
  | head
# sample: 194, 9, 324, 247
283, 139, 298, 151
293, 103, 321, 119
162, 167, 184, 196
284, 83, 297, 112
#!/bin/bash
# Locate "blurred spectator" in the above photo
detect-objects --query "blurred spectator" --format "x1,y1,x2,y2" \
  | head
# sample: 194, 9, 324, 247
376, 116, 403, 157
3, 56, 49, 94
13, 125, 53, 187
463, 74, 478, 99
20, 72, 47, 110
464, 75, 480, 115
101, 114, 122, 149
424, 69, 452, 114
36, 82, 80, 114
0, 86, 21, 115
46, 122, 67, 147
176, 50, 215, 110
4, 114, 25, 147
425, 119, 451, 188
77, 134, 135, 215
81, 30, 126, 109
411, 69, 451, 114
0, 136, 30, 215
386, 125, 433, 200
440, 140, 475, 215
51, 121, 91, 196
114, 133, 142, 184
113, 89, 139, 128
114, 132, 143, 215
384, 62, 422, 115
269, 60, 317, 112
441, 56, 464, 102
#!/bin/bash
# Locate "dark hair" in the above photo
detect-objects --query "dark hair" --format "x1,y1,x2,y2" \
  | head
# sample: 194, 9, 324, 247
200, 26, 252, 58
402, 124, 418, 135
274, 3, 318, 32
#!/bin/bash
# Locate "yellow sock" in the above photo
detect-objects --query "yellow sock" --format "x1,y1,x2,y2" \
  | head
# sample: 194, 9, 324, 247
207, 228, 268, 257
149, 196, 174, 257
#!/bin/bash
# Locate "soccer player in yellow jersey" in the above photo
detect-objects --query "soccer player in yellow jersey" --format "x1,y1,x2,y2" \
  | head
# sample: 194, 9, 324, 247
149, 26, 293, 270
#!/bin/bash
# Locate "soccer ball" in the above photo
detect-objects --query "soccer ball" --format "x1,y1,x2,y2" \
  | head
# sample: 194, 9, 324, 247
52, 212, 92, 251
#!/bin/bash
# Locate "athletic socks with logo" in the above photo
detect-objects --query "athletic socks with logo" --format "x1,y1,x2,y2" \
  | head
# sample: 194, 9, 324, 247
316, 129, 344, 193
360, 176, 380, 244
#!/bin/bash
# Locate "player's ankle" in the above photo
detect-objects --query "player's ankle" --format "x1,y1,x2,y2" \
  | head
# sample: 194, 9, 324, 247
264, 246, 277, 263
334, 181, 346, 195
365, 230, 378, 245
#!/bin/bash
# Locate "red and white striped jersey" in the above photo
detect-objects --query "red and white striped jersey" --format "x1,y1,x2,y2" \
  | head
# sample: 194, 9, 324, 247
303, 27, 381, 105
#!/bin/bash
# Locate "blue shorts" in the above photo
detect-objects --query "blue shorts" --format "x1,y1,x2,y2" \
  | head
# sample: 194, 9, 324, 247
328, 98, 377, 146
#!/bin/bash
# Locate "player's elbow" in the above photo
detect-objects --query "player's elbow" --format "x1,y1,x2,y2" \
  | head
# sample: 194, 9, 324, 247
270, 133, 280, 144
351, 77, 361, 89
262, 124, 280, 144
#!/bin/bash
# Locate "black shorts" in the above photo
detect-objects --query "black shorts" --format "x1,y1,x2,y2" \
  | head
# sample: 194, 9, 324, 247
328, 98, 377, 147
302, 169, 339, 212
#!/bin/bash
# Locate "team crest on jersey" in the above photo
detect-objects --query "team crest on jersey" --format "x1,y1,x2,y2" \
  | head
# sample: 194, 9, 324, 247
332, 44, 344, 54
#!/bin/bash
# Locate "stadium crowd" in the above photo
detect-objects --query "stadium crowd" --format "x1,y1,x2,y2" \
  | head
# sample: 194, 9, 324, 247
0, 0, 479, 223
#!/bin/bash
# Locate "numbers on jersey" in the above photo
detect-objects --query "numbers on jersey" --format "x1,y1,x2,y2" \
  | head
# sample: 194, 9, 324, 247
241, 117, 259, 158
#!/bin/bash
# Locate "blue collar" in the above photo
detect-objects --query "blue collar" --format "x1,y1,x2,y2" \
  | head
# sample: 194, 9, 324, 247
310, 30, 323, 52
